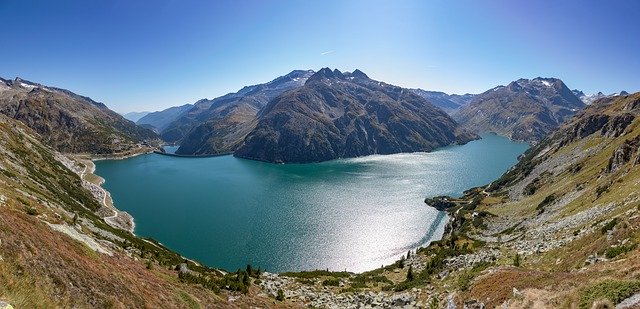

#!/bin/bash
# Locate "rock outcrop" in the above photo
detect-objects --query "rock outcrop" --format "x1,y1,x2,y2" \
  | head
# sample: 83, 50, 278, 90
607, 136, 640, 173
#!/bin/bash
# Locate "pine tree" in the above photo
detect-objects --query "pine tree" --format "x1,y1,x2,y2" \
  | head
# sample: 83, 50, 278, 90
399, 256, 405, 269
406, 265, 414, 281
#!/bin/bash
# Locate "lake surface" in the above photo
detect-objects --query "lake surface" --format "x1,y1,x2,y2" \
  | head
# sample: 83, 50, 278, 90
95, 134, 528, 273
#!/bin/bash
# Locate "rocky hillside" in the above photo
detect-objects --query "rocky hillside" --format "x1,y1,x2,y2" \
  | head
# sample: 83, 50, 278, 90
0, 77, 159, 154
455, 78, 585, 143
250, 92, 640, 308
0, 114, 288, 308
234, 68, 477, 163
159, 70, 314, 152
425, 92, 640, 307
411, 89, 474, 114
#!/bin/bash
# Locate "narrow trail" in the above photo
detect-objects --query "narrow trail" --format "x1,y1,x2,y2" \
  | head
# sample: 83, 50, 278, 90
79, 160, 133, 232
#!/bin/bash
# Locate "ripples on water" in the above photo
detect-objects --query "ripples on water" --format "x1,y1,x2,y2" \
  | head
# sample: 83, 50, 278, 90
96, 134, 528, 272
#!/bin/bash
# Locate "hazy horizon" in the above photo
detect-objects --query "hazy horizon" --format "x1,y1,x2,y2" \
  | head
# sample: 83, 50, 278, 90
1, 0, 639, 113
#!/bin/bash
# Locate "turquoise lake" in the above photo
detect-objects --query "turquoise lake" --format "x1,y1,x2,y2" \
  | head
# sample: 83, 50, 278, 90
95, 134, 528, 273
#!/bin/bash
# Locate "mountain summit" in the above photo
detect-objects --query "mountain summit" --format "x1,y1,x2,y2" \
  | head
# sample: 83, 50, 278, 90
234, 68, 477, 163
454, 77, 584, 143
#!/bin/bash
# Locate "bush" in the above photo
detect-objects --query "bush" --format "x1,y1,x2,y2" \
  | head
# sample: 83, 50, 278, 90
513, 253, 521, 267
580, 280, 640, 309
596, 184, 610, 198
276, 289, 285, 301
605, 245, 634, 259
536, 194, 556, 214
406, 265, 414, 281
601, 218, 618, 234
322, 278, 340, 286
25, 206, 38, 215
457, 272, 474, 291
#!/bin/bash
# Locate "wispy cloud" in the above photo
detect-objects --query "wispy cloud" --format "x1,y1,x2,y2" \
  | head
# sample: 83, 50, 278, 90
320, 50, 335, 56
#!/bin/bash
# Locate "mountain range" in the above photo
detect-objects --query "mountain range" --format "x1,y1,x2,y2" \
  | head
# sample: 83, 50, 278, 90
0, 77, 158, 154
1, 73, 638, 306
454, 77, 585, 143
144, 72, 622, 154
121, 111, 150, 122
139, 69, 476, 162
572, 89, 630, 105
235, 68, 476, 163
410, 89, 475, 114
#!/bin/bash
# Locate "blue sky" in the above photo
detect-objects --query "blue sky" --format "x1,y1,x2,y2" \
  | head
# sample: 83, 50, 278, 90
1, 0, 638, 113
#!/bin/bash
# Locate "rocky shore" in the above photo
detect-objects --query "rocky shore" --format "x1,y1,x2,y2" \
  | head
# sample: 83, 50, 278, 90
57, 153, 136, 233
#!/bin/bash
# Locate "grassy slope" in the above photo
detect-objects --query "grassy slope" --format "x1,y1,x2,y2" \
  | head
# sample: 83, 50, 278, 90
453, 93, 640, 307
0, 115, 289, 308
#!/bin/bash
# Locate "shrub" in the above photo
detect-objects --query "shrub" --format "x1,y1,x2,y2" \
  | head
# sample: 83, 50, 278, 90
457, 271, 474, 291
579, 280, 640, 309
601, 218, 618, 234
513, 253, 521, 267
276, 289, 285, 301
536, 194, 556, 214
605, 245, 634, 259
25, 206, 38, 215
596, 184, 610, 198
322, 278, 340, 286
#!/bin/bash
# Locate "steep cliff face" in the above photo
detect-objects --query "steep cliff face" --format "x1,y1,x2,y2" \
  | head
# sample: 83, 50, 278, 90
455, 78, 585, 143
234, 68, 477, 163
0, 77, 158, 154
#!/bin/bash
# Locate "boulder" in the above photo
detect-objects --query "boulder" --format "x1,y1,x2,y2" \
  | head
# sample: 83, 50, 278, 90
0, 301, 14, 309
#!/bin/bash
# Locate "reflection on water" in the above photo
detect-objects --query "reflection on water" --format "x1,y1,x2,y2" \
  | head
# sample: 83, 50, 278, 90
95, 134, 528, 272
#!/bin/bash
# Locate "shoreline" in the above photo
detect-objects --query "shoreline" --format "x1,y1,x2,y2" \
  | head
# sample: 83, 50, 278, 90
80, 145, 493, 274
90, 146, 156, 161
80, 159, 136, 234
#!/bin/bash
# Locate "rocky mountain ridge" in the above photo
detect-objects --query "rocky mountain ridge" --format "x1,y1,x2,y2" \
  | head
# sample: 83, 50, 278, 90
0, 77, 159, 154
572, 89, 630, 105
160, 70, 315, 150
455, 77, 585, 143
410, 89, 475, 114
234, 68, 477, 163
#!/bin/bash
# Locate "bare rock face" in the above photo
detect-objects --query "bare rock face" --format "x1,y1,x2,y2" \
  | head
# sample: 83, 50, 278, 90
234, 68, 477, 163
559, 114, 609, 146
606, 136, 640, 173
601, 113, 635, 138
624, 98, 640, 111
